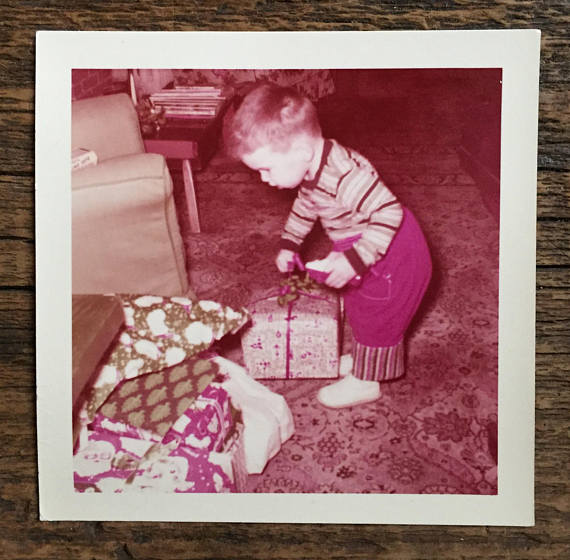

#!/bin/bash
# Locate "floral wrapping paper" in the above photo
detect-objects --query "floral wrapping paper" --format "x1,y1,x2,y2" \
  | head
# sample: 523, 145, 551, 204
123, 440, 235, 493
88, 413, 161, 444
241, 284, 341, 379
74, 430, 237, 494
162, 383, 234, 453
74, 430, 155, 493
75, 384, 241, 493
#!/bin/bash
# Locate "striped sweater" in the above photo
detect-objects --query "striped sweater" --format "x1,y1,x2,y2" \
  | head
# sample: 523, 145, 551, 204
279, 139, 403, 275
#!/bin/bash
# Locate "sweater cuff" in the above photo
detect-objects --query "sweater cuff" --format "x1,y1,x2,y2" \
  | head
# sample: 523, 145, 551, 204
344, 247, 368, 276
279, 238, 302, 253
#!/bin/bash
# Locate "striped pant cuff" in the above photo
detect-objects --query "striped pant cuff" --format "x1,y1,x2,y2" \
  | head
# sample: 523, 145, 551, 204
351, 338, 405, 382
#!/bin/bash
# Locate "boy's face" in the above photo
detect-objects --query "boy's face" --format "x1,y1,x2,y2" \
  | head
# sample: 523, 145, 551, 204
242, 143, 311, 190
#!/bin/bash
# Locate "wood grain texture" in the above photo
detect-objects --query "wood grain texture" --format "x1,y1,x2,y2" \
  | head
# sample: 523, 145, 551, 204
0, 1, 568, 558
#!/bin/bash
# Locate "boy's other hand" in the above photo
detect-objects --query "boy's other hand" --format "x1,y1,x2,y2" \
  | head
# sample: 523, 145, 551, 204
276, 249, 298, 273
321, 251, 357, 289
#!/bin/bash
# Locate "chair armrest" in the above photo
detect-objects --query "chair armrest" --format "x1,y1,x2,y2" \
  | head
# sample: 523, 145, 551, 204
72, 152, 168, 190
72, 152, 190, 297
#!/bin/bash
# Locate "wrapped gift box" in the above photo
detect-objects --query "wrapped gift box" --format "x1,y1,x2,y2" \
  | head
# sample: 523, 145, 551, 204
75, 404, 242, 494
124, 439, 235, 493
241, 276, 341, 379
76, 360, 245, 493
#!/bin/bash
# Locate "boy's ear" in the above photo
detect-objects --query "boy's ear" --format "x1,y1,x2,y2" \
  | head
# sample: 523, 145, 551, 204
280, 100, 296, 124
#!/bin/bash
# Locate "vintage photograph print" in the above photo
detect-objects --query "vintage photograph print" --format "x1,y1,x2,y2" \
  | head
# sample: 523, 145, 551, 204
70, 67, 500, 496
36, 31, 538, 524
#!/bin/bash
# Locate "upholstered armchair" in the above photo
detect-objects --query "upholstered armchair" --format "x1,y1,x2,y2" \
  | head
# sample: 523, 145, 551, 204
71, 93, 192, 297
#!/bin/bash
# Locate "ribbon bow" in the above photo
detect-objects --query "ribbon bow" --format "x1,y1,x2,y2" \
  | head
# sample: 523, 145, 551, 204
277, 273, 317, 306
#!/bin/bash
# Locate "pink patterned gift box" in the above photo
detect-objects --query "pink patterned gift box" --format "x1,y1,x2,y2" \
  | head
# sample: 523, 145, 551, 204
124, 439, 235, 493
75, 384, 243, 493
74, 430, 236, 493
74, 430, 153, 493
241, 279, 341, 379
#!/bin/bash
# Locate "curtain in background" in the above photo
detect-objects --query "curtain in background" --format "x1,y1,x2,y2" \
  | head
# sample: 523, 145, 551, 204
131, 69, 335, 101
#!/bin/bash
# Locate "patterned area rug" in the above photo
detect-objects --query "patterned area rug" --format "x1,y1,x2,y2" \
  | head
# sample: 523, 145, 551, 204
173, 117, 499, 494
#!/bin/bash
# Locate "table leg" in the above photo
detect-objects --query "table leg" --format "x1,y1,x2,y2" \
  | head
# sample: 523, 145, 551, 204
182, 158, 200, 233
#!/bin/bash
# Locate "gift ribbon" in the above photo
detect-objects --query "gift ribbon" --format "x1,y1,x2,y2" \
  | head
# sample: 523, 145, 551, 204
279, 274, 316, 379
276, 272, 317, 306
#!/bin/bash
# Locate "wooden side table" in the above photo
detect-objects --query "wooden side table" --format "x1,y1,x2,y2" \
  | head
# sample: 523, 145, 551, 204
72, 294, 125, 445
143, 108, 229, 233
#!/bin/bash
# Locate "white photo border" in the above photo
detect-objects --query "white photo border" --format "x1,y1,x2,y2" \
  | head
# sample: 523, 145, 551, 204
35, 30, 539, 524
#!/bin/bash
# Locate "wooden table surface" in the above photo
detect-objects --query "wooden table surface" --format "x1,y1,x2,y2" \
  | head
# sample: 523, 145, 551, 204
1, 2, 567, 558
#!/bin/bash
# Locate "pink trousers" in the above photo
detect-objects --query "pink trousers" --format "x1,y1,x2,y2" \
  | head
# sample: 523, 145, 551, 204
334, 207, 432, 381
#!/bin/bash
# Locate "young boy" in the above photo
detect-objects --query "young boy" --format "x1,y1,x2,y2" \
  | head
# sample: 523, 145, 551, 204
225, 82, 432, 408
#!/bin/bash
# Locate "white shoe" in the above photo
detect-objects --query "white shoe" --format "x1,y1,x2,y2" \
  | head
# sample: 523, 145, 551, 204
317, 374, 380, 409
339, 354, 353, 377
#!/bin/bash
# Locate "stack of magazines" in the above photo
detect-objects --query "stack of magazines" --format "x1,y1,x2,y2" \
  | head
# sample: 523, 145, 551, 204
149, 85, 226, 119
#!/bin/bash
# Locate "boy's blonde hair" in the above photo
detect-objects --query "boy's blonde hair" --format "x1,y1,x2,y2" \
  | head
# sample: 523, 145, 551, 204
224, 82, 321, 158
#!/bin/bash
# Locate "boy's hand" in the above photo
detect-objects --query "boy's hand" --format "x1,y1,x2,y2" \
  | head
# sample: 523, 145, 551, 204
276, 249, 298, 273
321, 251, 358, 289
